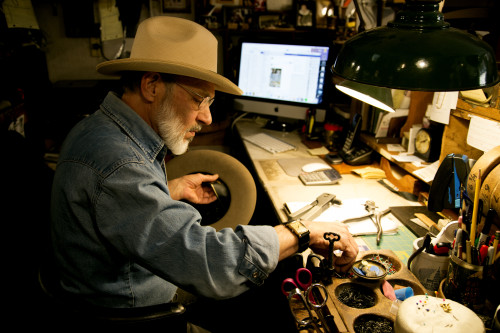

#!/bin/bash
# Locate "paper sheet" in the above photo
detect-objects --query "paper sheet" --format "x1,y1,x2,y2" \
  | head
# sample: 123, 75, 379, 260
98, 0, 124, 41
285, 198, 399, 236
386, 144, 406, 152
467, 115, 500, 152
2, 0, 39, 29
392, 153, 424, 163
428, 91, 458, 125
412, 160, 439, 183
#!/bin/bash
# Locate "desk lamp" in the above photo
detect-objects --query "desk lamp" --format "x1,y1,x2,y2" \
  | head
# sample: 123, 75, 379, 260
336, 80, 395, 112
332, 0, 499, 91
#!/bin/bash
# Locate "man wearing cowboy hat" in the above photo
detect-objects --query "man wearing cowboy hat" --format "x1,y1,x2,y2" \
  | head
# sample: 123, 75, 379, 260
50, 16, 358, 327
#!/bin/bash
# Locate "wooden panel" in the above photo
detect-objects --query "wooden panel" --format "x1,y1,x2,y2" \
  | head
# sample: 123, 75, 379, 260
439, 113, 483, 161
400, 91, 434, 137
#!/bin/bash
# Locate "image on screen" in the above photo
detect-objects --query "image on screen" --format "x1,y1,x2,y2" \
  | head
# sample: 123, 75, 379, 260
237, 41, 330, 106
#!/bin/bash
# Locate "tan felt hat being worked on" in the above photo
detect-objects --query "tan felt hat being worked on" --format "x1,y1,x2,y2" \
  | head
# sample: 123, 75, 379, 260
96, 16, 242, 96
166, 150, 256, 231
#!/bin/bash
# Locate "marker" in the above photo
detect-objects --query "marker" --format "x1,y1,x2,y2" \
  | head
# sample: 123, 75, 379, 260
478, 209, 496, 247
486, 246, 495, 265
479, 245, 488, 265
493, 231, 499, 263
454, 229, 463, 256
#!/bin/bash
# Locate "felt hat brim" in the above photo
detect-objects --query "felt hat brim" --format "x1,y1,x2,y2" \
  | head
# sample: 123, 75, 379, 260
97, 60, 242, 95
165, 150, 256, 230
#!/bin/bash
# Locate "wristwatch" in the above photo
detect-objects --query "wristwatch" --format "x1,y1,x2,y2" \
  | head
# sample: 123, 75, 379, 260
285, 220, 310, 253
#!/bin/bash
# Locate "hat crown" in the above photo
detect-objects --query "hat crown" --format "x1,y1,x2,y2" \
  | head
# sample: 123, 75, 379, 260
131, 16, 217, 73
96, 16, 242, 95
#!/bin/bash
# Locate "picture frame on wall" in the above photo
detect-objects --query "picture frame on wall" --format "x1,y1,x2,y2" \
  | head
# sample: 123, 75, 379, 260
225, 6, 253, 30
295, 0, 315, 28
162, 0, 191, 13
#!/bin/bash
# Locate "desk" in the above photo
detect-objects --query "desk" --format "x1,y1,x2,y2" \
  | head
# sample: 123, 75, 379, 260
235, 118, 423, 264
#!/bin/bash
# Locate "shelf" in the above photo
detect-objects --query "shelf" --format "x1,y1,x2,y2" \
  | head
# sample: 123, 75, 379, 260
360, 132, 429, 196
361, 133, 424, 175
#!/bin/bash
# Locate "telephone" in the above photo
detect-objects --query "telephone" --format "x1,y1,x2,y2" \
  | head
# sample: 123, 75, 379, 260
339, 113, 373, 165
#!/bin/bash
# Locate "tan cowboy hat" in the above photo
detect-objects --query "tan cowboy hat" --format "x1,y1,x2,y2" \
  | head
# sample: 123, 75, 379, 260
96, 16, 242, 96
165, 150, 256, 231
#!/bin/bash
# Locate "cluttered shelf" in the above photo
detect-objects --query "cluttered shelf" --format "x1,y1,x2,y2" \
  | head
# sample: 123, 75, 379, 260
360, 132, 434, 198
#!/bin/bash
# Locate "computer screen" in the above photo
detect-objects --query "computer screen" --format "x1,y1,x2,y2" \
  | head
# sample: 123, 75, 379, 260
233, 40, 333, 121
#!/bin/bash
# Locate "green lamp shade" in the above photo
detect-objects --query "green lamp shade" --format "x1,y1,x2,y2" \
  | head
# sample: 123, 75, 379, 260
336, 80, 395, 112
332, 0, 499, 91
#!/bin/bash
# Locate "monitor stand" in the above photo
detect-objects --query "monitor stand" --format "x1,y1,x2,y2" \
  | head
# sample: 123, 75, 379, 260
263, 117, 299, 132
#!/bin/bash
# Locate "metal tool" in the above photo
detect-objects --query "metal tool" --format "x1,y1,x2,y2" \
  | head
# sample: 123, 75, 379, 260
364, 200, 384, 245
284, 281, 330, 332
284, 193, 341, 222
324, 232, 340, 272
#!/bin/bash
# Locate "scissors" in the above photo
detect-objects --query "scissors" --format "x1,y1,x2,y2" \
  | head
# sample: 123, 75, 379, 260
281, 268, 313, 296
282, 268, 331, 332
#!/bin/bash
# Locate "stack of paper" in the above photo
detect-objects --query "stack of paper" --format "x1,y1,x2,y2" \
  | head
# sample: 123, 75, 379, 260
352, 167, 386, 179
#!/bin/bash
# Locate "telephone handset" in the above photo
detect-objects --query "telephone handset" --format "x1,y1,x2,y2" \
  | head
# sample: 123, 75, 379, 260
339, 113, 373, 165
342, 113, 362, 154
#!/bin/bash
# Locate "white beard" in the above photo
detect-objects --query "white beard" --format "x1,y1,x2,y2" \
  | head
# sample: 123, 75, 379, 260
156, 97, 201, 155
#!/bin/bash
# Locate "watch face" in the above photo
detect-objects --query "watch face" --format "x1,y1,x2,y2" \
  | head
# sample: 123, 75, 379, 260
290, 221, 308, 234
415, 129, 431, 155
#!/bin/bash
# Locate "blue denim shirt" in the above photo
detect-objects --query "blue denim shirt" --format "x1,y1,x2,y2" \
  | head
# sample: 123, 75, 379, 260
50, 92, 279, 308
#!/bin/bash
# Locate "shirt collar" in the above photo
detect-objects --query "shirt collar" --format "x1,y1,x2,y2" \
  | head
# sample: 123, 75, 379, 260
100, 92, 167, 162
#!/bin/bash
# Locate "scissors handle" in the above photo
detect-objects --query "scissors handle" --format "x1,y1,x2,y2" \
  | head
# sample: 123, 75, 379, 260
286, 288, 323, 332
295, 268, 313, 290
306, 283, 328, 308
281, 278, 299, 297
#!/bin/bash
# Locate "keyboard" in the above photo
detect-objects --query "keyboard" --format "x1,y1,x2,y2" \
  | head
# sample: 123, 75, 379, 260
243, 133, 297, 154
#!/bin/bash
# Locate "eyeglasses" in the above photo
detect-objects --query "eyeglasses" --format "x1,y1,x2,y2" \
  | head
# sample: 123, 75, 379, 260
176, 83, 215, 110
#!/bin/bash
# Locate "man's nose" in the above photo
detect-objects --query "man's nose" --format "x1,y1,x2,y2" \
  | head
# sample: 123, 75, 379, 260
197, 106, 212, 125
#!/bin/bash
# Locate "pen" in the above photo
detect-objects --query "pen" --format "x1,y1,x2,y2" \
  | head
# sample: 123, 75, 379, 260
470, 169, 481, 248
466, 240, 472, 264
471, 247, 479, 265
454, 228, 463, 256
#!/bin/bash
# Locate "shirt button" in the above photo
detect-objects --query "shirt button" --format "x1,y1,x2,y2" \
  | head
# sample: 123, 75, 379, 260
252, 272, 259, 279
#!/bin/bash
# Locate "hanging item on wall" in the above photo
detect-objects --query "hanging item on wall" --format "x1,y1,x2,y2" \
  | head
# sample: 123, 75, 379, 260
98, 0, 123, 41
295, 0, 315, 28
162, 0, 191, 13
253, 0, 266, 12
2, 0, 39, 29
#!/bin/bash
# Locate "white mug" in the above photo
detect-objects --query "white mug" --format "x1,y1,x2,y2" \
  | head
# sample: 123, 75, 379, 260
408, 236, 450, 292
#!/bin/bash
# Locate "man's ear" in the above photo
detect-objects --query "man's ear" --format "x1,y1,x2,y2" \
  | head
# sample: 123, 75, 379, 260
140, 72, 162, 102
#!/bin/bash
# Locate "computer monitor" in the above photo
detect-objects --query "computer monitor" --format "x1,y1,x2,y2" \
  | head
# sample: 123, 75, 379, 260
233, 39, 334, 122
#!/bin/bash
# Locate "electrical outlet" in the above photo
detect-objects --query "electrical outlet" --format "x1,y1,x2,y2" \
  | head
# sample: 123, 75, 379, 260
90, 38, 101, 57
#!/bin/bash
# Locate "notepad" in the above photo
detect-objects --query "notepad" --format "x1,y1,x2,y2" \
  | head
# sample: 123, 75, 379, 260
284, 198, 398, 236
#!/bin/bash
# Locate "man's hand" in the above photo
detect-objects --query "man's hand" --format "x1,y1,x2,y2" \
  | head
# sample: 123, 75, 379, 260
307, 221, 359, 272
276, 221, 358, 273
168, 173, 219, 204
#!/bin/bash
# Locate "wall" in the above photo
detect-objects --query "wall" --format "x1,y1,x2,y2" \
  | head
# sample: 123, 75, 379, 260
33, 1, 199, 83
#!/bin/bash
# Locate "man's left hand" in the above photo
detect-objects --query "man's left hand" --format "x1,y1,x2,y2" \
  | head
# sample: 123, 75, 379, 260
168, 173, 219, 204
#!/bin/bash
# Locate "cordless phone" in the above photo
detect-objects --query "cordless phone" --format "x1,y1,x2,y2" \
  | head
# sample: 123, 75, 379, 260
339, 113, 373, 165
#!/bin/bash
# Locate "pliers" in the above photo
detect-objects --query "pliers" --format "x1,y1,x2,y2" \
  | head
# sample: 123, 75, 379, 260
284, 193, 341, 222
364, 200, 390, 245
